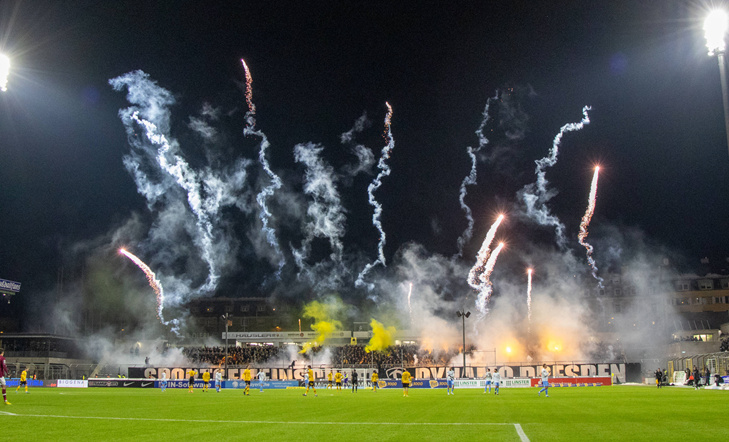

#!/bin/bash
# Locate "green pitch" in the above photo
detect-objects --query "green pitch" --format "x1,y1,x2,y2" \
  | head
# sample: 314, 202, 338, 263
1, 386, 727, 441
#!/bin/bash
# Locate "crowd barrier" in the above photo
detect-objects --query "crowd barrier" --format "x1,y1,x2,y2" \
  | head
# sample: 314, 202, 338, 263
53, 376, 612, 389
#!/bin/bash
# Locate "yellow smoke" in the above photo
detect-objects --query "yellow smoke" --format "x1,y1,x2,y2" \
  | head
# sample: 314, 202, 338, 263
365, 319, 396, 353
299, 300, 343, 354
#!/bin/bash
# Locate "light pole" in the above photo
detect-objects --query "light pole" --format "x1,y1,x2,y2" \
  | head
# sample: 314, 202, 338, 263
222, 313, 231, 380
456, 310, 471, 376
704, 9, 729, 157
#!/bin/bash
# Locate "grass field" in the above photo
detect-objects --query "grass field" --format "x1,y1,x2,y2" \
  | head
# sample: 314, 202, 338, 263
1, 385, 727, 441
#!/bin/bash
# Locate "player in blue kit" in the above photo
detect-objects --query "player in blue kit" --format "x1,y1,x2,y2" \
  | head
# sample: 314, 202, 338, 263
446, 367, 455, 395
538, 364, 550, 397
483, 368, 492, 394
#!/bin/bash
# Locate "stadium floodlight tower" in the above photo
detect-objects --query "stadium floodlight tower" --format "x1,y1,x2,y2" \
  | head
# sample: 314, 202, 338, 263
0, 53, 9, 92
456, 310, 471, 376
704, 9, 729, 157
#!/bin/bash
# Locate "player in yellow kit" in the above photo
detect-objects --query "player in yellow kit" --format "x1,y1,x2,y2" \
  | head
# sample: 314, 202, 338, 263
327, 371, 333, 389
187, 369, 197, 393
335, 370, 343, 391
401, 370, 411, 397
202, 371, 211, 392
16, 370, 28, 394
243, 365, 251, 396
371, 371, 378, 392
303, 365, 317, 397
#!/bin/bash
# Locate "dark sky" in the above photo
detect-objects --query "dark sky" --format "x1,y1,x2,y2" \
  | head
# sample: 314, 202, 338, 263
1, 0, 729, 323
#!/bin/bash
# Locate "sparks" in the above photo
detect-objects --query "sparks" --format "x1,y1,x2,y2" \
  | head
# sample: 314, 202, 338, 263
578, 166, 603, 287
119, 248, 165, 323
241, 59, 256, 123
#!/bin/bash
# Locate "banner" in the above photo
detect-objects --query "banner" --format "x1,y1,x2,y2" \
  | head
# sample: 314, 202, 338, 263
222, 331, 351, 340
133, 363, 636, 383
57, 379, 88, 388
4, 379, 44, 387
225, 380, 299, 390
88, 379, 156, 388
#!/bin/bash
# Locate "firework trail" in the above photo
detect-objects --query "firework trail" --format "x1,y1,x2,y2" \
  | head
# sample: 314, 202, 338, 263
579, 166, 604, 287
292, 142, 347, 289
455, 92, 498, 257
467, 214, 504, 289
0, 54, 9, 92
119, 248, 165, 323
474, 242, 505, 316
241, 59, 285, 277
527, 268, 533, 333
519, 106, 591, 249
355, 102, 395, 289
407, 282, 413, 325
130, 112, 220, 292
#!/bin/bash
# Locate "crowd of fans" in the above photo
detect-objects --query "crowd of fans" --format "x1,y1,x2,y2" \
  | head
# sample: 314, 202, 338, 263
182, 345, 279, 365
721, 337, 729, 352
179, 344, 476, 367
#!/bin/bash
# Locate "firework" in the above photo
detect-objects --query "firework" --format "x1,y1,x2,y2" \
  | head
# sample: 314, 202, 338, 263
519, 106, 591, 249
119, 248, 165, 323
240, 60, 285, 278
474, 242, 505, 315
579, 166, 604, 287
456, 92, 498, 257
241, 59, 256, 123
355, 103, 396, 289
467, 214, 504, 289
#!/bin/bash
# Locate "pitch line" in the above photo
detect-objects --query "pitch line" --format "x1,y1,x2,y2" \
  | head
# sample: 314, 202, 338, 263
0, 412, 529, 438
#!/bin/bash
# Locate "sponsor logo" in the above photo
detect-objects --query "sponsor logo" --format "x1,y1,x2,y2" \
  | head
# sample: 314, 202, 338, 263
123, 382, 133, 387
0, 279, 21, 292
429, 380, 439, 388
378, 380, 387, 388
142, 382, 153, 387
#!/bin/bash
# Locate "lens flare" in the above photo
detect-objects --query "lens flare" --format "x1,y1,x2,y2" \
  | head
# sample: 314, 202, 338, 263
0, 54, 9, 92
705, 10, 728, 56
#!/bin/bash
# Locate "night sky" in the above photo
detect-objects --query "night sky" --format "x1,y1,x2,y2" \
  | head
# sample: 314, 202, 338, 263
1, 1, 729, 329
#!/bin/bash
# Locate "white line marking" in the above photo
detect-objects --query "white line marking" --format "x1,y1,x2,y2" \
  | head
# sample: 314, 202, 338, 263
514, 423, 530, 442
0, 411, 17, 416
0, 413, 518, 427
